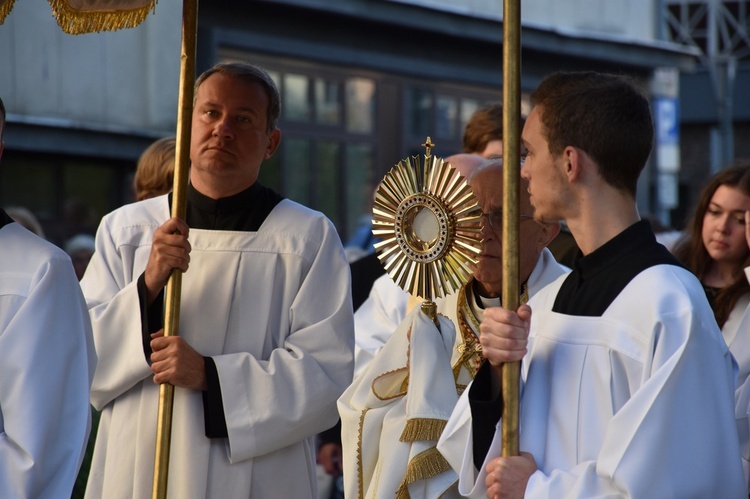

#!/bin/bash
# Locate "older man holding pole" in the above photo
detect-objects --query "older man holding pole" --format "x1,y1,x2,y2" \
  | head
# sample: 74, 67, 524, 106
81, 62, 354, 499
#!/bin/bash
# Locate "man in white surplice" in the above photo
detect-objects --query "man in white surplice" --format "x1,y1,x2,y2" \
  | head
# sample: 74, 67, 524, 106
339, 155, 568, 498
80, 63, 354, 498
437, 71, 747, 498
0, 96, 96, 499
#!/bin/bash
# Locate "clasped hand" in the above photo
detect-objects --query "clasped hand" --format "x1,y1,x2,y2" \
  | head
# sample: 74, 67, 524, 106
144, 217, 191, 304
144, 217, 205, 391
150, 331, 207, 391
479, 304, 532, 367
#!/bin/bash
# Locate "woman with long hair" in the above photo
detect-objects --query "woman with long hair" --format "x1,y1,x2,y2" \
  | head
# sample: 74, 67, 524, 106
673, 161, 750, 331
673, 159, 750, 487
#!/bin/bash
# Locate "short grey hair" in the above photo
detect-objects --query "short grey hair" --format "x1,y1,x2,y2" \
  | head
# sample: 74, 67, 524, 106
194, 62, 281, 132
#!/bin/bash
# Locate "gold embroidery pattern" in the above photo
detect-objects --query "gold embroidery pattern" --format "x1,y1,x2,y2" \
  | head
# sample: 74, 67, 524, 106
453, 283, 485, 381
395, 447, 453, 499
400, 418, 447, 443
452, 281, 529, 383
356, 408, 370, 499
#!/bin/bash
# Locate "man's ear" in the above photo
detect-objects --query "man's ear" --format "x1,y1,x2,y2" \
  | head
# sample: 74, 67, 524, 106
562, 146, 582, 183
538, 220, 561, 250
264, 129, 281, 159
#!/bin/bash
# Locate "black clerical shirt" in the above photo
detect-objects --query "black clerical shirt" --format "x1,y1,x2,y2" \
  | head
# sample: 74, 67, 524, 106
137, 182, 283, 438
468, 220, 682, 468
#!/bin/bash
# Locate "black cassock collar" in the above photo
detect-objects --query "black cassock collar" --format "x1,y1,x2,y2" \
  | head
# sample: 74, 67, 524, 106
168, 181, 284, 232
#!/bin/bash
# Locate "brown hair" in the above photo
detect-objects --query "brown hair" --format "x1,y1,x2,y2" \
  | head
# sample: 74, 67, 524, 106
194, 62, 281, 133
463, 102, 503, 154
530, 71, 653, 197
673, 160, 750, 327
133, 136, 176, 201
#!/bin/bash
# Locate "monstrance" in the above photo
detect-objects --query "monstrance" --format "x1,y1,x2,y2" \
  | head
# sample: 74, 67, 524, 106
372, 137, 483, 321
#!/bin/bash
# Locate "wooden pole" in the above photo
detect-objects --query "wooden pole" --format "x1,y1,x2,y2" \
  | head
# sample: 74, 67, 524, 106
152, 0, 198, 496
501, 0, 522, 458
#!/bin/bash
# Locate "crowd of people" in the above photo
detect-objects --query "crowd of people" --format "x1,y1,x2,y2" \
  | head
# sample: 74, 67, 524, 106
2, 62, 750, 499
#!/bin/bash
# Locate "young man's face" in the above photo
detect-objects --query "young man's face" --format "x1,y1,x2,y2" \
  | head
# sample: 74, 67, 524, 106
520, 106, 568, 223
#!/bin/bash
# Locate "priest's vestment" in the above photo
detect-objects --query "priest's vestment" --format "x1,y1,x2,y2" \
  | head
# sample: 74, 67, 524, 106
353, 248, 567, 378
340, 248, 568, 498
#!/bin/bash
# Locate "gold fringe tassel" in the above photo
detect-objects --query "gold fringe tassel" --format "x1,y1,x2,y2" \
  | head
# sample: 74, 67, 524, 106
356, 408, 370, 499
47, 0, 156, 34
395, 447, 452, 499
0, 0, 16, 25
399, 417, 447, 443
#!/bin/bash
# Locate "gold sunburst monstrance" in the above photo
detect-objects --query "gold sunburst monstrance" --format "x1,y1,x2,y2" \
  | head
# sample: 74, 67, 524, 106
372, 138, 483, 301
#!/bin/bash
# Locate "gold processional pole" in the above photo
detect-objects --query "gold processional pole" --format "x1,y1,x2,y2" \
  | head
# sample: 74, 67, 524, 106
152, 0, 198, 497
501, 0, 522, 458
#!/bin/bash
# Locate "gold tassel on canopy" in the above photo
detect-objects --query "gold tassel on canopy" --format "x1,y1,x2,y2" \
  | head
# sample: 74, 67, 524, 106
0, 0, 156, 33
0, 0, 16, 24
48, 0, 156, 34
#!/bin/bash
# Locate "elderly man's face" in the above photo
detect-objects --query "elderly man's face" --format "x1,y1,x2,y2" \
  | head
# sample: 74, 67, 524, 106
469, 164, 549, 297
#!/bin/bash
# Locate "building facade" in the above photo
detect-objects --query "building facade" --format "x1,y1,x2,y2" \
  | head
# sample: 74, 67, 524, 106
0, 0, 697, 246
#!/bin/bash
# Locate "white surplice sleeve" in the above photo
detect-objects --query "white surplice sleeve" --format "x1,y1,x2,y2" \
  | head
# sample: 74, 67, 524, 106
522, 304, 745, 497
353, 273, 410, 377
0, 229, 96, 498
80, 210, 158, 411
439, 267, 747, 498
213, 212, 355, 463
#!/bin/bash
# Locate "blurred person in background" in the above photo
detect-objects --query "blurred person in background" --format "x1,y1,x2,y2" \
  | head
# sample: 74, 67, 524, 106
133, 136, 176, 201
65, 233, 96, 281
462, 102, 504, 159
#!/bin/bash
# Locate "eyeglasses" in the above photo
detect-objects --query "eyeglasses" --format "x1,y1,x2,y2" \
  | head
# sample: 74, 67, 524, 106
479, 209, 535, 229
